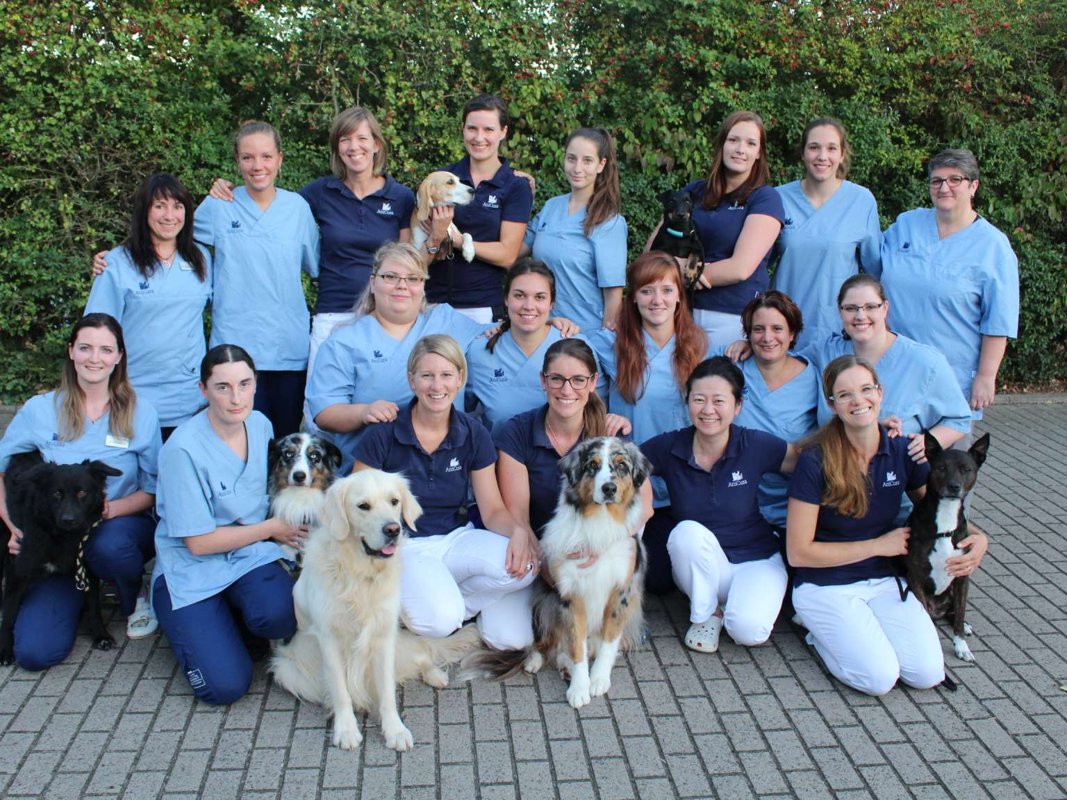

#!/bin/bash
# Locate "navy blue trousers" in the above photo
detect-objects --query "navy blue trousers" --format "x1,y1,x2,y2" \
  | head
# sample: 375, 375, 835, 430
13, 513, 155, 671
253, 370, 306, 438
153, 562, 296, 705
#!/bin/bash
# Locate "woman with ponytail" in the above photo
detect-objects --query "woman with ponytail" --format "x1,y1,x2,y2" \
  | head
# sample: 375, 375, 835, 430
496, 338, 645, 540
521, 127, 627, 331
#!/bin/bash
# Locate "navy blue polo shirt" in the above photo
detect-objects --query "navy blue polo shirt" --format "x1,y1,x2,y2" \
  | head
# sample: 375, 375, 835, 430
684, 180, 784, 315
788, 428, 929, 587
354, 401, 496, 537
426, 156, 533, 309
641, 425, 787, 563
299, 175, 416, 313
494, 405, 565, 539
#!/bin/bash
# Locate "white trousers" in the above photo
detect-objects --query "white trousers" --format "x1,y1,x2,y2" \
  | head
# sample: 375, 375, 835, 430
303, 312, 358, 434
692, 309, 744, 350
793, 577, 945, 696
667, 520, 787, 646
401, 524, 535, 650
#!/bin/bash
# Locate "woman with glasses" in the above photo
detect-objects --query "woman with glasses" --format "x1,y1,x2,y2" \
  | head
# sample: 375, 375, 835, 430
802, 274, 971, 448
772, 118, 881, 346
306, 242, 486, 472
787, 355, 985, 696
877, 149, 1019, 428
495, 338, 645, 543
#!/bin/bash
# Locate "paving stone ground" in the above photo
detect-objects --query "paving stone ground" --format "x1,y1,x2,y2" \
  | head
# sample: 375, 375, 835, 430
1, 399, 1065, 799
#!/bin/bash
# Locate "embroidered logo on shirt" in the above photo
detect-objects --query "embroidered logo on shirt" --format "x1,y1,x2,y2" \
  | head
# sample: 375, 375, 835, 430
728, 470, 748, 487
231, 220, 241, 229
484, 195, 500, 209
445, 457, 462, 473
377, 202, 393, 216
902, 242, 910, 250
491, 368, 507, 383
138, 280, 150, 290
219, 481, 228, 492
729, 200, 744, 210
783, 217, 794, 227
883, 471, 900, 487
372, 349, 387, 362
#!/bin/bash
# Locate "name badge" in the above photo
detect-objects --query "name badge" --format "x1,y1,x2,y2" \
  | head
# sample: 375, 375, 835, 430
105, 434, 130, 448
180, 262, 194, 271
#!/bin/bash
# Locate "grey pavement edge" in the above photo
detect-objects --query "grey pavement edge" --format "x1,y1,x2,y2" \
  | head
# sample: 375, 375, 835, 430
0, 400, 1065, 799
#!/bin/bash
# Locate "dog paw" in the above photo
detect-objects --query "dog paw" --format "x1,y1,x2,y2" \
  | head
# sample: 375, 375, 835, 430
589, 673, 612, 698
421, 666, 449, 688
953, 636, 975, 662
93, 636, 115, 652
523, 651, 543, 674
461, 234, 475, 262
331, 715, 363, 750
962, 622, 974, 636
566, 680, 591, 709
382, 722, 414, 752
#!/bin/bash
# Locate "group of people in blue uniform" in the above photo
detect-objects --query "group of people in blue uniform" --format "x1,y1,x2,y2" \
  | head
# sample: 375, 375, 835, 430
0, 98, 1019, 703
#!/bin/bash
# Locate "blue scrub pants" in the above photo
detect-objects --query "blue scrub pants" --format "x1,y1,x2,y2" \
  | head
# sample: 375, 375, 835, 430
12, 513, 155, 671
253, 370, 306, 438
153, 562, 296, 705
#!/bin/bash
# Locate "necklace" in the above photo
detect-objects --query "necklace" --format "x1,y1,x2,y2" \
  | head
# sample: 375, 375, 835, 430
545, 416, 581, 456
156, 248, 178, 268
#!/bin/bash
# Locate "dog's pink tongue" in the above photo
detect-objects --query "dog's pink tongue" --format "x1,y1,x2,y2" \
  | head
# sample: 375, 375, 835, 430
380, 543, 397, 556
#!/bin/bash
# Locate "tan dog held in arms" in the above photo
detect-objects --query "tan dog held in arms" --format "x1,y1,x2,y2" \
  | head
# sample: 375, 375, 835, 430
410, 171, 476, 262
270, 470, 480, 751
464, 438, 650, 709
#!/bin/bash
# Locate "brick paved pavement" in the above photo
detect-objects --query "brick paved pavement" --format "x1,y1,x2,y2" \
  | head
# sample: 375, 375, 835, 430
1, 399, 1065, 799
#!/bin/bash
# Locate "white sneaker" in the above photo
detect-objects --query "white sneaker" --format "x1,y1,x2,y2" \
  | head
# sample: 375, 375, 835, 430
684, 616, 723, 653
127, 596, 158, 639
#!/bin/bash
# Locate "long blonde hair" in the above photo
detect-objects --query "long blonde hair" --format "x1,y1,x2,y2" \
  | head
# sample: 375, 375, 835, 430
799, 355, 880, 518
57, 314, 136, 442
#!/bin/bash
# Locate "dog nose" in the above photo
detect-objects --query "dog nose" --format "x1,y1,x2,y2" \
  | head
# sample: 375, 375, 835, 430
946, 480, 963, 495
292, 471, 307, 484
600, 482, 617, 498
383, 522, 401, 539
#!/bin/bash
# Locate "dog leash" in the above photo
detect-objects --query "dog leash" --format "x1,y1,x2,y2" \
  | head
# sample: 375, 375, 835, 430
74, 519, 102, 593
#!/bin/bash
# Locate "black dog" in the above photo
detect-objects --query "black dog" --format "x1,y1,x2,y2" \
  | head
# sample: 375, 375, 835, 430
0, 451, 120, 666
903, 432, 990, 663
649, 189, 705, 291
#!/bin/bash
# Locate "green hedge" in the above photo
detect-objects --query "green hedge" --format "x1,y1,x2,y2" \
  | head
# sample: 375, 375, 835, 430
2, 0, 1064, 400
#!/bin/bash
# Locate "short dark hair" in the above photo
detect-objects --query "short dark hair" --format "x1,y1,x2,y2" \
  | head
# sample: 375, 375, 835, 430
685, 356, 745, 403
200, 344, 256, 384
741, 290, 804, 348
462, 94, 510, 131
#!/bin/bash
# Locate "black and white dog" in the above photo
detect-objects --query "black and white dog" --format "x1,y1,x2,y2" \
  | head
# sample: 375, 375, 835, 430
267, 433, 343, 563
903, 432, 991, 662
0, 451, 120, 666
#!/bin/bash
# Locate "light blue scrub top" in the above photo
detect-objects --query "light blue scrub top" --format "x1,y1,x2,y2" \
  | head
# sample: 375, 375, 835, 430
728, 352, 820, 529
0, 391, 160, 500
590, 329, 697, 506
524, 194, 628, 332
773, 180, 881, 347
466, 327, 563, 436
305, 304, 487, 471
802, 332, 972, 435
878, 209, 1019, 419
85, 245, 212, 427
152, 410, 283, 610
194, 187, 320, 371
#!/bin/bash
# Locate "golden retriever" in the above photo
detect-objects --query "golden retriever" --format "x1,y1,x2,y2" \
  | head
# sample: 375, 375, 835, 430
410, 171, 476, 261
270, 470, 480, 751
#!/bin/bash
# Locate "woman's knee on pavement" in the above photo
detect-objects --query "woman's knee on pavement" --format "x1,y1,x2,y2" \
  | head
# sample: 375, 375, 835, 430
723, 610, 774, 647
188, 659, 253, 705
403, 592, 466, 639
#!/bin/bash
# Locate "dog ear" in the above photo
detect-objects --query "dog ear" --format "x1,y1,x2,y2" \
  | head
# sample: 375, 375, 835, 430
396, 474, 423, 533
320, 477, 354, 541
86, 459, 122, 481
658, 189, 673, 205
625, 443, 652, 489
323, 441, 343, 474
558, 445, 585, 487
267, 438, 281, 472
923, 431, 942, 462
968, 433, 990, 468
416, 177, 434, 222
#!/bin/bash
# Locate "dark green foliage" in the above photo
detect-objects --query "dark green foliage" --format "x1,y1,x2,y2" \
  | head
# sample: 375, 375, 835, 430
2, 0, 1064, 399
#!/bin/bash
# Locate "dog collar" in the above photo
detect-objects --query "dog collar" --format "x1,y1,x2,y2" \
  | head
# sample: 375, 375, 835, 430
665, 227, 685, 237
935, 531, 955, 538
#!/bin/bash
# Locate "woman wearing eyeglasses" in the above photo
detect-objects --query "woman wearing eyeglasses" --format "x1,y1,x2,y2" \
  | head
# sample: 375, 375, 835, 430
787, 355, 984, 696
801, 274, 971, 450
306, 242, 486, 472
877, 149, 1019, 429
